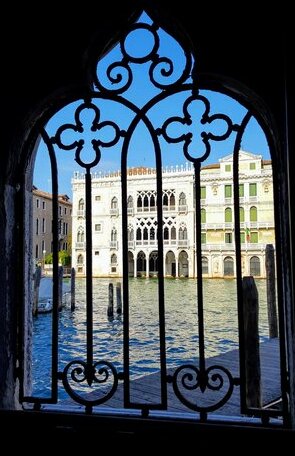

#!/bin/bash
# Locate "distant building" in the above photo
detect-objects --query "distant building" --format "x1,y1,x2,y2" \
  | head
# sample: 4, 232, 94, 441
32, 187, 72, 263
71, 151, 275, 278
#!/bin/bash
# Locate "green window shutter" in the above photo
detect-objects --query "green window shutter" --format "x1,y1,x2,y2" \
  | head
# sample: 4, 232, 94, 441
250, 206, 257, 221
201, 208, 206, 223
201, 232, 206, 244
240, 232, 245, 243
249, 183, 257, 196
225, 207, 232, 222
239, 184, 244, 197
225, 164, 231, 172
250, 232, 258, 243
200, 186, 206, 199
239, 207, 244, 222
250, 162, 256, 170
225, 185, 232, 198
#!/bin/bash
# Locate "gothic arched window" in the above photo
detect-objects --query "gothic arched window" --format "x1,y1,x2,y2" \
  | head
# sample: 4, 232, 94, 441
20, 6, 286, 425
179, 192, 186, 206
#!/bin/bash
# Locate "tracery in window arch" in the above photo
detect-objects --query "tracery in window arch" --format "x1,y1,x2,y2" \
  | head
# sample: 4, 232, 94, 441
28, 9, 283, 422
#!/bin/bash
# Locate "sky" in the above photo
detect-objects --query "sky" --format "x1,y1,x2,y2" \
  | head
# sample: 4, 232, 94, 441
33, 12, 270, 197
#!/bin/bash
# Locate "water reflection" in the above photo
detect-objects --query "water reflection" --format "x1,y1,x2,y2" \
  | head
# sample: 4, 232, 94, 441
32, 278, 270, 398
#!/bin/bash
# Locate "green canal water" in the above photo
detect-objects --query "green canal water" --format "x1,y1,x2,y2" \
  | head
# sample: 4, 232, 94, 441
32, 278, 272, 399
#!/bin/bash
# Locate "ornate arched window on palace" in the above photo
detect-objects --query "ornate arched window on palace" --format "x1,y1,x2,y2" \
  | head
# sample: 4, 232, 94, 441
19, 6, 289, 427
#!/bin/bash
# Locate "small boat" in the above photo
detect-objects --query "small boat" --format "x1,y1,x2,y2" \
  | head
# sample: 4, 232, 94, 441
38, 298, 53, 313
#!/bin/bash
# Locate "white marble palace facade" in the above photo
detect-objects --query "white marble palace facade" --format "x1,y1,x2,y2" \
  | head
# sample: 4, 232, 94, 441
71, 151, 275, 279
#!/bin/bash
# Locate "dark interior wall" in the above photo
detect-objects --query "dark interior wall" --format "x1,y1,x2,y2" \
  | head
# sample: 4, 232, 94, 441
0, 0, 293, 428
1, 2, 289, 171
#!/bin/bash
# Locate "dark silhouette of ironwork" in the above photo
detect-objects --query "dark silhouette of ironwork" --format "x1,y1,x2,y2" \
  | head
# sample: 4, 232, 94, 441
20, 9, 287, 422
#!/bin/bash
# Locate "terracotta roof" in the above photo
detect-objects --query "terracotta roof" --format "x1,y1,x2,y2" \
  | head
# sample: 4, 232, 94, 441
33, 188, 52, 199
33, 188, 72, 204
59, 194, 70, 202
201, 163, 220, 170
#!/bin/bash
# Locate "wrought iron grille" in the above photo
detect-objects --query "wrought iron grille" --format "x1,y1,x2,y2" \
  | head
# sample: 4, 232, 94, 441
20, 9, 288, 424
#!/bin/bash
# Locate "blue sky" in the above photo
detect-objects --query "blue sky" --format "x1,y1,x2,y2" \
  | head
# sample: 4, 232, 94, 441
33, 13, 270, 197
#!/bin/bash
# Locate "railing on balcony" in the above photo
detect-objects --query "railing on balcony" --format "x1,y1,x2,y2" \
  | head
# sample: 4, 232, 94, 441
257, 221, 273, 228
136, 239, 156, 246
163, 205, 176, 212
75, 242, 85, 249
241, 243, 265, 250
178, 204, 188, 213
249, 221, 273, 229
77, 210, 85, 217
224, 222, 233, 229
164, 239, 177, 245
224, 197, 233, 204
178, 239, 189, 247
134, 239, 186, 247
249, 196, 258, 203
110, 208, 119, 216
201, 221, 273, 230
127, 207, 133, 216
136, 205, 177, 214
137, 206, 157, 213
110, 241, 118, 249
201, 223, 229, 230
202, 243, 266, 251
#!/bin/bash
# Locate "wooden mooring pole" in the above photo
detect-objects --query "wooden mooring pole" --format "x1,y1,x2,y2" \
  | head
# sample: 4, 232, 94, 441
33, 265, 42, 316
242, 276, 261, 408
108, 283, 114, 319
265, 244, 278, 338
116, 282, 122, 315
71, 267, 76, 311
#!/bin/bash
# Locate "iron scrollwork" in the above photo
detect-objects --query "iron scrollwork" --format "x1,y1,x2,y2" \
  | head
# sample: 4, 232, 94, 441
52, 101, 125, 405
168, 364, 238, 413
160, 94, 237, 162
61, 360, 119, 406
43, 11, 246, 413
95, 21, 192, 94
53, 102, 124, 169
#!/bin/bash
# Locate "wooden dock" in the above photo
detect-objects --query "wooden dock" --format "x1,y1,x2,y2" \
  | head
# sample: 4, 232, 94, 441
60, 338, 281, 417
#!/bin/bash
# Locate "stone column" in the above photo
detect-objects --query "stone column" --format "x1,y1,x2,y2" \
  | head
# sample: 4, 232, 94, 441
134, 254, 137, 278
146, 251, 149, 278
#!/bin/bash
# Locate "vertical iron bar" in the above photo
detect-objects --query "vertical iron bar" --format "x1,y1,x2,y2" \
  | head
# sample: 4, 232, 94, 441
121, 156, 130, 406
194, 162, 205, 374
40, 130, 60, 402
233, 111, 252, 413
156, 159, 167, 408
21, 130, 59, 404
51, 152, 59, 401
42, 130, 59, 402
121, 112, 167, 409
85, 169, 93, 372
267, 125, 289, 425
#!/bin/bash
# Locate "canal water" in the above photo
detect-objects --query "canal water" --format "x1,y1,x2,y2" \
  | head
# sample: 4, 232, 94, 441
32, 278, 271, 399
